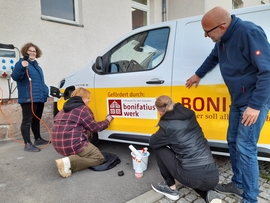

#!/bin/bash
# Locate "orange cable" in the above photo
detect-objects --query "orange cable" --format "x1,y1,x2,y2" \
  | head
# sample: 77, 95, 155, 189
0, 87, 24, 144
26, 69, 52, 149
0, 68, 52, 149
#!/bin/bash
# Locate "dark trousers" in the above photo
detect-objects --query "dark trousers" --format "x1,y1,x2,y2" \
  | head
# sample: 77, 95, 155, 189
20, 102, 44, 144
153, 146, 219, 200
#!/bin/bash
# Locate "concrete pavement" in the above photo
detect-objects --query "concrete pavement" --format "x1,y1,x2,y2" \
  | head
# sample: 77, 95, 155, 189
0, 135, 163, 203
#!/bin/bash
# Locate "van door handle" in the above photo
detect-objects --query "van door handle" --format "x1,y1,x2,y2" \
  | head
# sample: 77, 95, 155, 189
146, 80, 164, 84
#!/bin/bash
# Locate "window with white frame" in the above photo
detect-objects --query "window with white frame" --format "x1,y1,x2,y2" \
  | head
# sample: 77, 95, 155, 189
232, 0, 243, 9
40, 0, 83, 26
132, 0, 149, 29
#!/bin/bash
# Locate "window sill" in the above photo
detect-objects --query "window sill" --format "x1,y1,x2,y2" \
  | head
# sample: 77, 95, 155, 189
41, 16, 84, 27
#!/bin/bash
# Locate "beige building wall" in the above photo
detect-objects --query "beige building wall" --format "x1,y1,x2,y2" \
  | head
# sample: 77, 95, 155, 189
205, 0, 232, 11
149, 0, 163, 24
167, 0, 205, 20
166, 0, 269, 21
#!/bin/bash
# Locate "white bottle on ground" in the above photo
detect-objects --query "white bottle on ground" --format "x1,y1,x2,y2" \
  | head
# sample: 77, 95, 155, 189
135, 157, 143, 178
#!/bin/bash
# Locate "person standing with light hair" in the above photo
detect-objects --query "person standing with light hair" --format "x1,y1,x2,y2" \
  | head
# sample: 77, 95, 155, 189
150, 95, 221, 203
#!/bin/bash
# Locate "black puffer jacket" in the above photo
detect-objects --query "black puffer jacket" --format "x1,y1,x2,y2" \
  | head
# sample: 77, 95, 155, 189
149, 103, 215, 167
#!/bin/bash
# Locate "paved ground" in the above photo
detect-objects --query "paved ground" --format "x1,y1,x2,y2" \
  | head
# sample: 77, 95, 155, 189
1, 135, 270, 203
0, 135, 163, 203
135, 156, 270, 203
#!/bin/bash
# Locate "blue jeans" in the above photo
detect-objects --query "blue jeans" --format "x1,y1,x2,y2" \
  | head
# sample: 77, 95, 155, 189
227, 105, 269, 203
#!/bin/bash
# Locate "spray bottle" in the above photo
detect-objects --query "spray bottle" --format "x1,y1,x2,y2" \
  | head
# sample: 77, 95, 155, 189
135, 157, 143, 178
142, 147, 148, 156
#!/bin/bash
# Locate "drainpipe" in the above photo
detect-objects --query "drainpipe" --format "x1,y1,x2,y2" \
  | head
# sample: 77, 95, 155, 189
162, 0, 166, 22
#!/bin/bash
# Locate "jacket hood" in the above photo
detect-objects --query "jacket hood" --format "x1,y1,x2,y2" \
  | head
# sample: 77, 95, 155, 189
161, 103, 193, 120
63, 96, 85, 112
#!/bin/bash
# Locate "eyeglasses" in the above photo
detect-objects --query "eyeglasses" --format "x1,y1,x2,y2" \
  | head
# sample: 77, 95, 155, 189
205, 23, 226, 35
27, 50, 36, 53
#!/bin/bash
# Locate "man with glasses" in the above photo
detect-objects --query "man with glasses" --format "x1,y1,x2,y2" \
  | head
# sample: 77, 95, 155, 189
186, 6, 270, 203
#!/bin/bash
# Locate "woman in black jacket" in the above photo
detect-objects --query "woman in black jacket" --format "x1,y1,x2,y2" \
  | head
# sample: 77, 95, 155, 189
150, 95, 221, 203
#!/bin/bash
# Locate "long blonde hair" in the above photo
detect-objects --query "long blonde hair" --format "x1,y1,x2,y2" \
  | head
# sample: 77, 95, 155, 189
155, 95, 174, 115
71, 87, 90, 99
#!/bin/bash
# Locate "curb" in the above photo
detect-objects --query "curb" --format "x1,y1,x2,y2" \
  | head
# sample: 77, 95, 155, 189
126, 190, 163, 203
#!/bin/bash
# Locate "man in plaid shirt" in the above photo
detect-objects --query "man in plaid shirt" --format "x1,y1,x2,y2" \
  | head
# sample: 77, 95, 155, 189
51, 87, 113, 178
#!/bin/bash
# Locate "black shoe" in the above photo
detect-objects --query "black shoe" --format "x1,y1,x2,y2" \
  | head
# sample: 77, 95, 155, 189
215, 182, 243, 199
24, 143, 40, 152
34, 138, 51, 145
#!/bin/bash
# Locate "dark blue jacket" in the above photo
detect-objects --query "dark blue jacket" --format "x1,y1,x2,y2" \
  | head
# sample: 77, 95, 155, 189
196, 15, 270, 110
11, 58, 48, 104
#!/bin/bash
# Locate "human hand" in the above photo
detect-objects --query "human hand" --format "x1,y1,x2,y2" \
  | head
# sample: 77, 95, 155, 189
242, 107, 260, 126
21, 61, 28, 68
106, 114, 114, 122
186, 74, 201, 88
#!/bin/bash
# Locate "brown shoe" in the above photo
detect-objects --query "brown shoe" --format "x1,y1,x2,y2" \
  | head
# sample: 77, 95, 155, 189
55, 157, 72, 178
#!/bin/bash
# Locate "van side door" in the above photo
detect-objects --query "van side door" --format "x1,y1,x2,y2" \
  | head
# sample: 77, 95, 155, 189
93, 25, 176, 143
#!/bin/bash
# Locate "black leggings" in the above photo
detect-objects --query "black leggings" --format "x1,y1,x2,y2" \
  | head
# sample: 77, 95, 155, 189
152, 146, 219, 200
20, 102, 44, 144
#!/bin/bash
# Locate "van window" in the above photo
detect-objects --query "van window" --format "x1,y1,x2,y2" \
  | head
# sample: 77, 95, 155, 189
105, 27, 169, 73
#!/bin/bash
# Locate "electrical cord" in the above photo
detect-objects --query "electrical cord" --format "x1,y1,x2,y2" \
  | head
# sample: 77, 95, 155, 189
0, 87, 24, 144
25, 67, 51, 149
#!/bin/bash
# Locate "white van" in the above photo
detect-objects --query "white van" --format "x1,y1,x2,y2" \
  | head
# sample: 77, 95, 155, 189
50, 4, 270, 161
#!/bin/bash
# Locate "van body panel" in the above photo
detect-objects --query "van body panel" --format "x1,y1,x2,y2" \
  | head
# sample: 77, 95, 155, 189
54, 4, 270, 161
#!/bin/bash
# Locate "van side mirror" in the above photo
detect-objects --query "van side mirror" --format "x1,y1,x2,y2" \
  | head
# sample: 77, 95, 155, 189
50, 86, 61, 98
95, 56, 105, 73
63, 85, 75, 100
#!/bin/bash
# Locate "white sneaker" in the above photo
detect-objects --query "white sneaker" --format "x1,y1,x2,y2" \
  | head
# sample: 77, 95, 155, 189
55, 157, 72, 178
